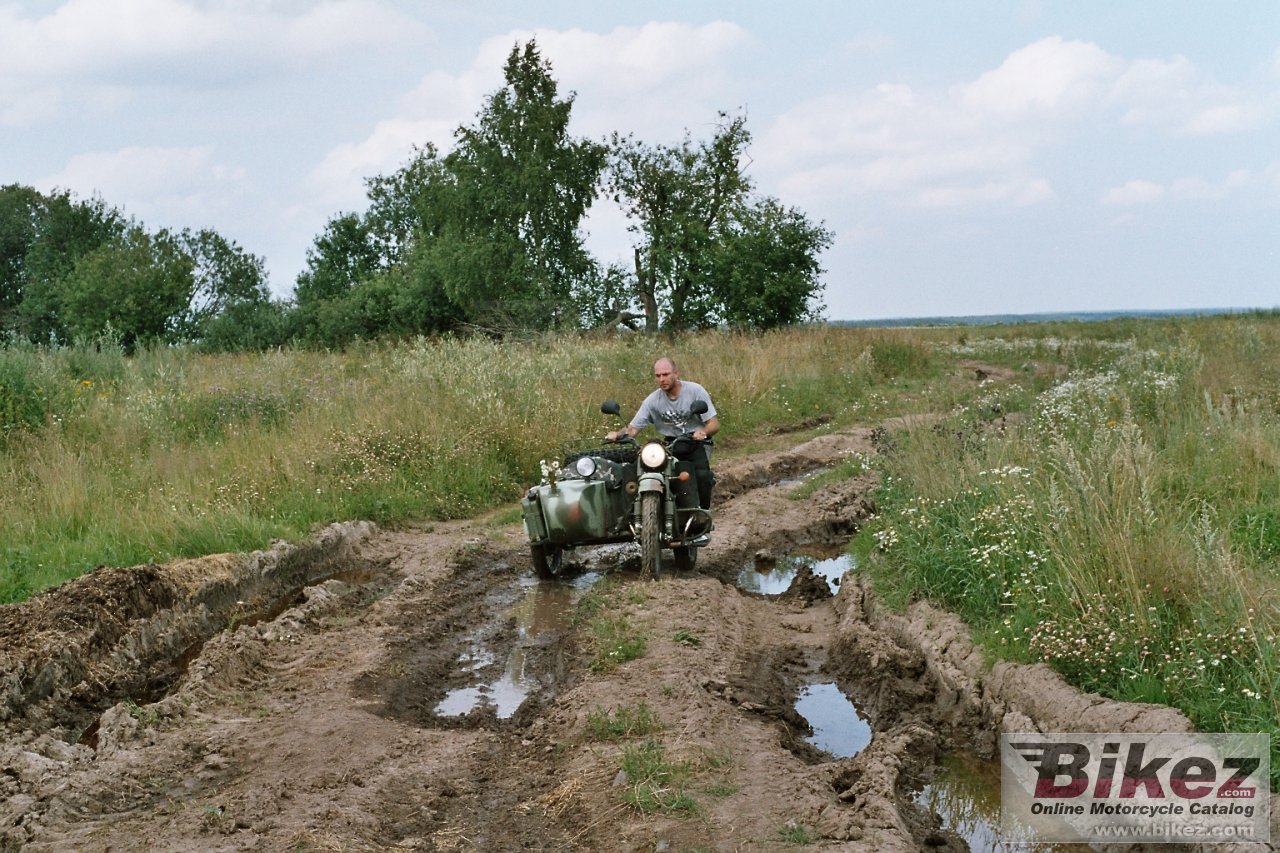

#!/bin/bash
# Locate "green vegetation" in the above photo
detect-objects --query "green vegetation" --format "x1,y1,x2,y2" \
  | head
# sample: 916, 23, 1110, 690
853, 313, 1280, 783
619, 739, 701, 815
673, 629, 703, 647
575, 576, 650, 672
588, 616, 648, 672
587, 702, 663, 741
776, 820, 817, 844
2, 311, 1277, 786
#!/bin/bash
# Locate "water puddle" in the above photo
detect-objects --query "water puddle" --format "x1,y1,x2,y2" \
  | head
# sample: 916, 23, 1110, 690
914, 753, 1090, 852
434, 572, 598, 719
794, 681, 872, 758
738, 550, 854, 595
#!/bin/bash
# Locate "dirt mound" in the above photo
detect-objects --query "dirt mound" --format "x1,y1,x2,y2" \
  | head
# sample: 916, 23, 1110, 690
0, 522, 375, 740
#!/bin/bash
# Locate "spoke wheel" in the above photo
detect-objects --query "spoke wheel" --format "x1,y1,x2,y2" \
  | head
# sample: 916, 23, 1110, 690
531, 543, 563, 579
639, 492, 661, 581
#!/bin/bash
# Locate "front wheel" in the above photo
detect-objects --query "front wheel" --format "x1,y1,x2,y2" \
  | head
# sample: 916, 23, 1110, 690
531, 543, 563, 579
639, 492, 661, 581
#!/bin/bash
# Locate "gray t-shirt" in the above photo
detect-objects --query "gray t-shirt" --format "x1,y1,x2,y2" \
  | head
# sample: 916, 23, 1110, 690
630, 380, 718, 439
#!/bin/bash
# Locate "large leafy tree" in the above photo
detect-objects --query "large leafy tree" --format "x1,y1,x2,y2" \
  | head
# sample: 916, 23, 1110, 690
294, 40, 605, 341
176, 229, 272, 337
58, 226, 194, 351
608, 113, 831, 330
424, 40, 606, 331
5, 187, 125, 343
0, 184, 44, 329
708, 198, 832, 329
608, 113, 753, 331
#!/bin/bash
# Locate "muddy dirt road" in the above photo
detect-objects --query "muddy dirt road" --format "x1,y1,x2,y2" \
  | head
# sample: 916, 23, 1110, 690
2, 424, 1274, 851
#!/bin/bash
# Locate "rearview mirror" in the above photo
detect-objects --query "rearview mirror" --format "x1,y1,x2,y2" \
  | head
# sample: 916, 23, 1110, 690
601, 400, 621, 416
690, 399, 708, 415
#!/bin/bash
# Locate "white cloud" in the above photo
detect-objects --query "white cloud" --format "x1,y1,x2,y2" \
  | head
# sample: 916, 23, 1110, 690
760, 75, 1050, 214
498, 21, 751, 140
958, 36, 1123, 120
305, 117, 456, 209
41, 145, 251, 225
0, 0, 428, 126
759, 35, 1273, 218
1107, 56, 1266, 135
913, 179, 1057, 210
305, 21, 752, 206
1101, 179, 1165, 206
1102, 169, 1263, 206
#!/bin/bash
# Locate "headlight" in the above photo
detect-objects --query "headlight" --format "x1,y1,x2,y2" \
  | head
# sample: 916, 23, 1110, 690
574, 456, 597, 478
640, 442, 667, 470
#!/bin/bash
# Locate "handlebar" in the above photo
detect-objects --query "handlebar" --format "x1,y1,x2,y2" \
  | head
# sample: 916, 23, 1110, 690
603, 432, 711, 445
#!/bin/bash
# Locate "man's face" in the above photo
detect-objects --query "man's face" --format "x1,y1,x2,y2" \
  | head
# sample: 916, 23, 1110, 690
654, 360, 678, 394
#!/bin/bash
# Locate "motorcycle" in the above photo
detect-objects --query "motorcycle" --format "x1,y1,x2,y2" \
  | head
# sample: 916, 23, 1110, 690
520, 399, 713, 580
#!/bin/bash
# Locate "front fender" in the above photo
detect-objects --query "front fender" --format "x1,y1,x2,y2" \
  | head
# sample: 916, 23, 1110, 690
636, 473, 666, 494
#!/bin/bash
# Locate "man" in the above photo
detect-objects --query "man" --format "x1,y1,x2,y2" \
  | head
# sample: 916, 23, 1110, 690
607, 357, 719, 507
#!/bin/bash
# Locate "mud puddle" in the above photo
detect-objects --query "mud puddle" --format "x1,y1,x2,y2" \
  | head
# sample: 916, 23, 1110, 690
738, 546, 854, 595
913, 753, 1091, 852
434, 571, 600, 719
794, 680, 872, 758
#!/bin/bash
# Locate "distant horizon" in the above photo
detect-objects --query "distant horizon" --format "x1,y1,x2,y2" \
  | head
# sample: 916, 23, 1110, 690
829, 305, 1279, 327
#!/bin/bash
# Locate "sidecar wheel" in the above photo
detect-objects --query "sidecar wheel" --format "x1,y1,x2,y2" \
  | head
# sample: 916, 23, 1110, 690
531, 543, 563, 579
672, 546, 697, 571
639, 492, 661, 581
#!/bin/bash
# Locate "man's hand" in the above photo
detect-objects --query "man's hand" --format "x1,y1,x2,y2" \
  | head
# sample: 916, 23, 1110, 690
692, 429, 708, 441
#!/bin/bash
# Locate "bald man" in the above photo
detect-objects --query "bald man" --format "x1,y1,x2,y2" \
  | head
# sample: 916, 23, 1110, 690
607, 357, 719, 507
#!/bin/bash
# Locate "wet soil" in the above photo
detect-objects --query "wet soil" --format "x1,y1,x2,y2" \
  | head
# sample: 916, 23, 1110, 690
2, 413, 1276, 851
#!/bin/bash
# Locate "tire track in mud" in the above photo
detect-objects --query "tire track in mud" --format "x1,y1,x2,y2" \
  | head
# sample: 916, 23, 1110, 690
4, 424, 1263, 851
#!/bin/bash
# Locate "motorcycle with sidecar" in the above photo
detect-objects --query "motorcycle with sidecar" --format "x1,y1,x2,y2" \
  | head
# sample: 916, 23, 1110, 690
520, 400, 713, 580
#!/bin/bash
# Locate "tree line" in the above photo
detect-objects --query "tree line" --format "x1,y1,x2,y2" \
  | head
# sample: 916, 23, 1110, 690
1, 41, 832, 352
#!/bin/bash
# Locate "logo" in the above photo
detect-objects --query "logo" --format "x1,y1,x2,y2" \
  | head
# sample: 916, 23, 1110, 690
1000, 733, 1269, 843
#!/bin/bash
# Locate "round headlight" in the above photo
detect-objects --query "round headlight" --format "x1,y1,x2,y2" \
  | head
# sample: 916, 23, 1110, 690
574, 456, 597, 478
640, 442, 667, 470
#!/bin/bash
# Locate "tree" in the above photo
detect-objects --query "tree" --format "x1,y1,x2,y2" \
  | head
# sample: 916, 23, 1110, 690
609, 113, 753, 331
418, 40, 606, 331
290, 40, 606, 341
0, 184, 44, 329
608, 113, 832, 331
11, 188, 125, 343
59, 226, 194, 351
174, 228, 273, 341
708, 198, 831, 329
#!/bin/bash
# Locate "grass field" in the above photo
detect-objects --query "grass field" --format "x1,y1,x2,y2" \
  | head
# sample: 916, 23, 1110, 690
2, 315, 1277, 777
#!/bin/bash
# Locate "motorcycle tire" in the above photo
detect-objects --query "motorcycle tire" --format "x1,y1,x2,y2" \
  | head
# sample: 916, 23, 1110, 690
639, 492, 661, 581
531, 543, 563, 579
672, 546, 697, 571
562, 446, 638, 468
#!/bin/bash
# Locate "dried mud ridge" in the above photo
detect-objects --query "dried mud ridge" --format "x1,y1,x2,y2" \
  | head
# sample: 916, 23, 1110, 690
3, 419, 1277, 851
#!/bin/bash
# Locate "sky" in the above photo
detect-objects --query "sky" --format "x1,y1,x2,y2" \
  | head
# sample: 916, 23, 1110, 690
3, 1, 1278, 321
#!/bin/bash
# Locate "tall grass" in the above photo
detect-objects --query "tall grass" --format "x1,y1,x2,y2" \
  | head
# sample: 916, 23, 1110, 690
0, 326, 924, 602
7, 316, 1278, 778
860, 316, 1280, 782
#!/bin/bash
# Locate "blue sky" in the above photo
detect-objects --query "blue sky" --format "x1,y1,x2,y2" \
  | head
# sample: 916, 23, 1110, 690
4, 1, 1277, 320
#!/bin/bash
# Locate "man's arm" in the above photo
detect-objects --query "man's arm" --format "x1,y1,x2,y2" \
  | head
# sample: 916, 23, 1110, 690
606, 424, 639, 441
693, 416, 719, 442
